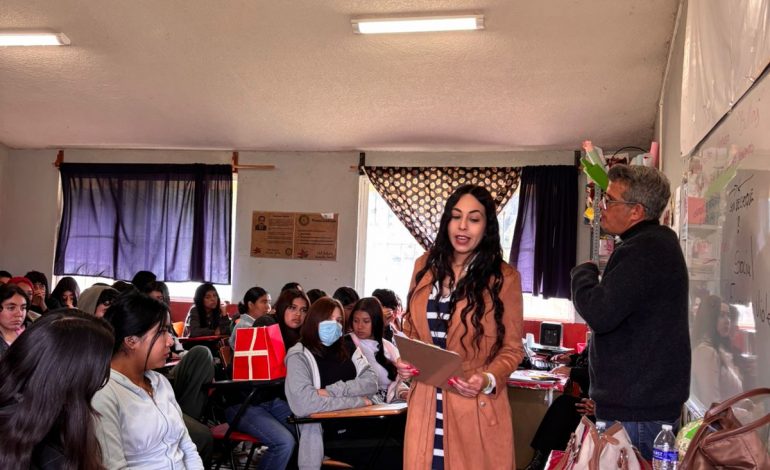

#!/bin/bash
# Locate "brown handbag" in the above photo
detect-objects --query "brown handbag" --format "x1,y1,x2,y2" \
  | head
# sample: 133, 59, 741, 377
680, 387, 770, 469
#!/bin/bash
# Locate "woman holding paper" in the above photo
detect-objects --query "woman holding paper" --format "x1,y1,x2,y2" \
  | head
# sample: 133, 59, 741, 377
396, 184, 525, 470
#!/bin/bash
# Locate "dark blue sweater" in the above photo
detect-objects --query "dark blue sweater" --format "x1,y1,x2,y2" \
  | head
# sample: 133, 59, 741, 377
571, 220, 690, 421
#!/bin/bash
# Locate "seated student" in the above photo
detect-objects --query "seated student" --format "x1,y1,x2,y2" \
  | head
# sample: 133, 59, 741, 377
51, 276, 80, 309
0, 270, 11, 285
7, 277, 40, 323
229, 286, 274, 348
93, 292, 204, 469
332, 286, 359, 327
0, 310, 114, 469
78, 285, 119, 317
0, 284, 28, 357
184, 283, 231, 337
24, 270, 58, 314
347, 297, 404, 403
371, 288, 403, 342
524, 345, 592, 470
285, 297, 378, 470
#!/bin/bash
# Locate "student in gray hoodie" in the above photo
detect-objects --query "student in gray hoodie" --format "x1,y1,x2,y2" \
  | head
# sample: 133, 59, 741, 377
284, 297, 378, 470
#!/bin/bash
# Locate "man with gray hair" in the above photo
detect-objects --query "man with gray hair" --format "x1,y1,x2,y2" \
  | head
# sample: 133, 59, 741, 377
571, 164, 690, 461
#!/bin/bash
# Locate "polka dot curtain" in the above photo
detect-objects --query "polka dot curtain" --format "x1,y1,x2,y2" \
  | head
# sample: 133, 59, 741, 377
363, 167, 522, 250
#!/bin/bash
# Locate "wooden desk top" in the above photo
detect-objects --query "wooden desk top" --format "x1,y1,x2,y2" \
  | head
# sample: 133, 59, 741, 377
307, 402, 408, 420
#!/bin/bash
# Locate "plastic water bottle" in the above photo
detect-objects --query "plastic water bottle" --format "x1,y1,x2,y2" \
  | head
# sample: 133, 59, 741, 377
652, 424, 678, 470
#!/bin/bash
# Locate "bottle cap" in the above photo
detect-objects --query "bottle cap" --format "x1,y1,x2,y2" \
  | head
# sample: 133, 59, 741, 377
662, 424, 672, 431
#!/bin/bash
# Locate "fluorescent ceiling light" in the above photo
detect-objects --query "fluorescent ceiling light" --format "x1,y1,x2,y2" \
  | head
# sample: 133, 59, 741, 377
352, 15, 484, 34
0, 32, 71, 46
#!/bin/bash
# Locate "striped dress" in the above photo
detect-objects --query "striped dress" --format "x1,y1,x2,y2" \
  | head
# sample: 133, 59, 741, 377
426, 291, 451, 470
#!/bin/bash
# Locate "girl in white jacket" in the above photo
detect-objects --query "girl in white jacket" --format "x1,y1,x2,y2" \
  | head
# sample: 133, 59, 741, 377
284, 297, 378, 470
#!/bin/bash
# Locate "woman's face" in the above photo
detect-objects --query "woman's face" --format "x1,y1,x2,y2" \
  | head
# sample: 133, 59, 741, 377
248, 294, 271, 317
283, 297, 308, 329
448, 194, 487, 260
61, 290, 75, 308
0, 293, 27, 333
352, 310, 373, 340
716, 303, 731, 338
137, 322, 173, 370
203, 289, 219, 311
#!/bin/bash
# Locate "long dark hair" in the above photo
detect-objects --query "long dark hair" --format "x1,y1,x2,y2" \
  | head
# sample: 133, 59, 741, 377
238, 287, 268, 315
347, 297, 396, 381
405, 184, 506, 363
104, 292, 170, 371
693, 295, 733, 350
51, 277, 81, 307
274, 288, 310, 350
301, 297, 349, 361
0, 310, 113, 470
193, 283, 220, 330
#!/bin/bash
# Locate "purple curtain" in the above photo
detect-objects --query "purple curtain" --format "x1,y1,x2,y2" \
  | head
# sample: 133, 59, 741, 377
55, 163, 232, 284
510, 166, 577, 299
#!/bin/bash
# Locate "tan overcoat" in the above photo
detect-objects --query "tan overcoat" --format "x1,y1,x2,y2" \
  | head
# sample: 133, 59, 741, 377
402, 253, 525, 470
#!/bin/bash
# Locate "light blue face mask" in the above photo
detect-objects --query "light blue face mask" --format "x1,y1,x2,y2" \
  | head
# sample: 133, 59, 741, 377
318, 320, 343, 346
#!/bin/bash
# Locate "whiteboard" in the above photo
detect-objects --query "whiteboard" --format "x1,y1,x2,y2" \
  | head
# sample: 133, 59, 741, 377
684, 69, 770, 414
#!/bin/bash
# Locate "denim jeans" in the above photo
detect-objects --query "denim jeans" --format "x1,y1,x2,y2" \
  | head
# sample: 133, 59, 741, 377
226, 398, 296, 470
597, 418, 680, 461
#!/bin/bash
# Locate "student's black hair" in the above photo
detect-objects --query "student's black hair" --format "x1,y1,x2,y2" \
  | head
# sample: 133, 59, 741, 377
0, 310, 113, 470
24, 271, 50, 297
0, 283, 28, 305
96, 288, 119, 307
305, 288, 327, 305
371, 288, 400, 310
332, 286, 360, 307
51, 277, 81, 307
0, 270, 12, 278
405, 184, 506, 364
347, 297, 397, 381
142, 281, 170, 306
104, 292, 170, 371
111, 280, 136, 293
238, 287, 268, 315
193, 283, 221, 330
281, 282, 303, 292
130, 271, 157, 292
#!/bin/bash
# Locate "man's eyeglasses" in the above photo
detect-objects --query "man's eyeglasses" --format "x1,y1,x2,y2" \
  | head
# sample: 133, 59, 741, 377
600, 194, 642, 210
2, 303, 28, 314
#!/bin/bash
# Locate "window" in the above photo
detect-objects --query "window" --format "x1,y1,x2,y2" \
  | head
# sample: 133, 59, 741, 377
359, 178, 575, 322
52, 274, 233, 302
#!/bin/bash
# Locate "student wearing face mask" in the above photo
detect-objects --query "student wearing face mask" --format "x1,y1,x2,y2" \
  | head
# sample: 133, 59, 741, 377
284, 297, 378, 470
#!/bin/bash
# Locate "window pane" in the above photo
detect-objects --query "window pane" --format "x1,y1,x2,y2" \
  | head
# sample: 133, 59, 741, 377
363, 182, 574, 322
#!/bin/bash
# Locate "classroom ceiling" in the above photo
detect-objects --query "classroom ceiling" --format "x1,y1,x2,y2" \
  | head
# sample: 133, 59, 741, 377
0, 0, 680, 152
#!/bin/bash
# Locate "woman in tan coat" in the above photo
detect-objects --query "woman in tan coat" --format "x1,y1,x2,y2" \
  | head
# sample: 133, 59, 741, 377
397, 184, 524, 470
